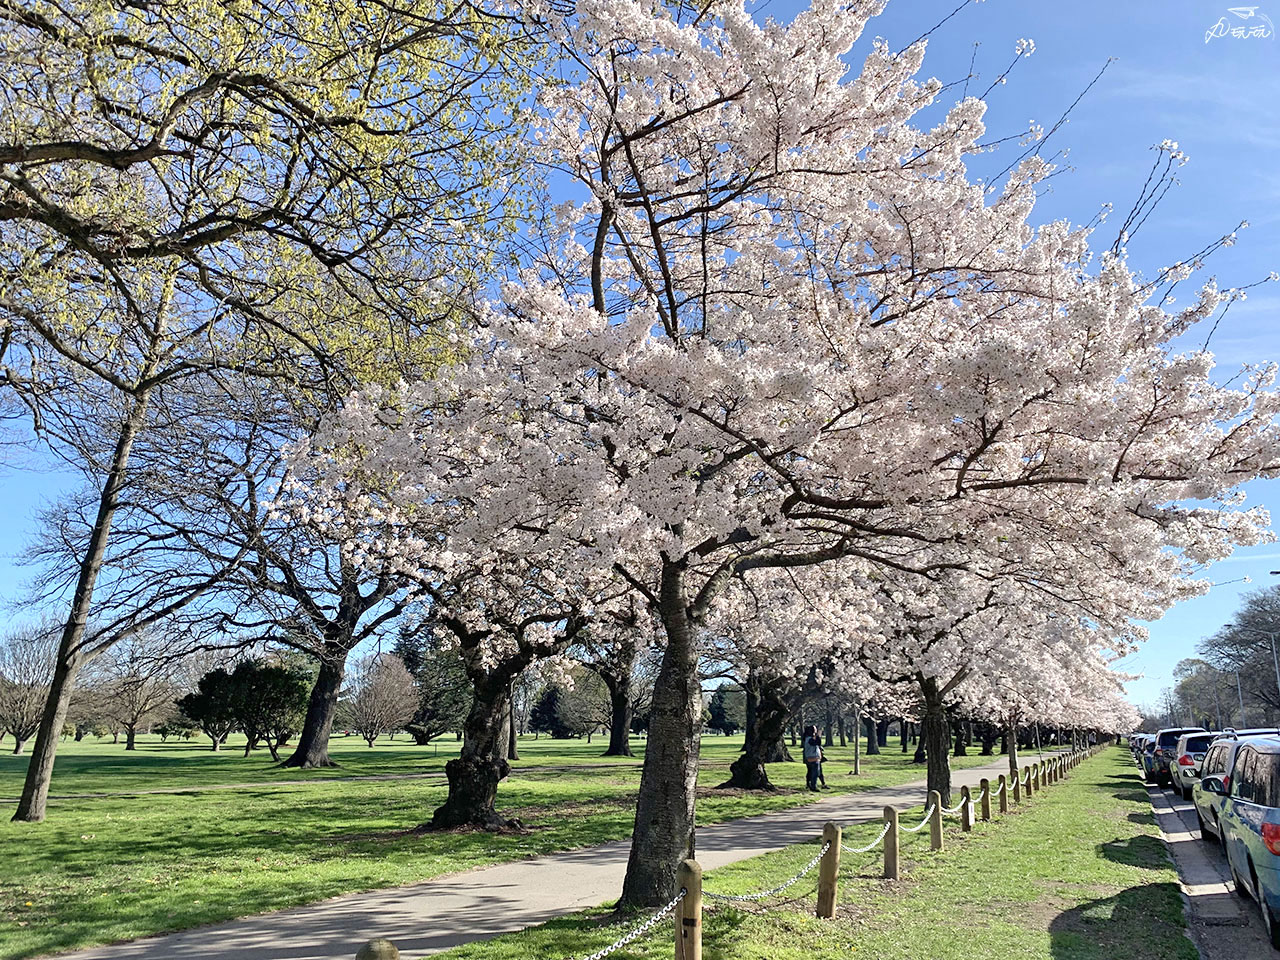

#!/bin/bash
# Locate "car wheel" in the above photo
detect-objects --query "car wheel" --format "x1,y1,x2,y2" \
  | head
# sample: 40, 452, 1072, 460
1181, 785, 1192, 802
1196, 809, 1216, 843
1232, 861, 1250, 899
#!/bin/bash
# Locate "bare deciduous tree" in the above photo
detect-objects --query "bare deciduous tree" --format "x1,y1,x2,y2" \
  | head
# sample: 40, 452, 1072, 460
346, 654, 419, 748
0, 625, 57, 754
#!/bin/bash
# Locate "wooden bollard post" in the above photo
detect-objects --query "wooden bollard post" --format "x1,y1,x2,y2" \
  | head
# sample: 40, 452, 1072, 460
998, 774, 1009, 814
980, 778, 992, 821
676, 859, 702, 960
817, 823, 841, 919
356, 940, 399, 960
928, 790, 944, 851
1011, 769, 1021, 805
883, 807, 900, 880
1026, 765, 1035, 796
1032, 763, 1040, 792
960, 785, 972, 832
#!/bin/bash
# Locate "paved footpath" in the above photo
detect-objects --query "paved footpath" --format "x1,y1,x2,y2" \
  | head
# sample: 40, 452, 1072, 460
57, 756, 1022, 960
1147, 782, 1271, 960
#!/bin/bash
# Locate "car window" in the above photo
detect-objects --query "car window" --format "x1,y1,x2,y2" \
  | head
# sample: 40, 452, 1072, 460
1186, 735, 1212, 753
1204, 744, 1225, 775
1261, 755, 1280, 807
1232, 748, 1255, 801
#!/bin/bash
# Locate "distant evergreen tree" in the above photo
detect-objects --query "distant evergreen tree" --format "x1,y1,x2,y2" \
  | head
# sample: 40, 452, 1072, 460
530, 686, 574, 739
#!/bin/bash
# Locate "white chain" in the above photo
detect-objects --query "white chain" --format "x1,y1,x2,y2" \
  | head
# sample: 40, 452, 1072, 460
901, 804, 936, 833
842, 821, 892, 854
577, 888, 686, 960
703, 842, 830, 903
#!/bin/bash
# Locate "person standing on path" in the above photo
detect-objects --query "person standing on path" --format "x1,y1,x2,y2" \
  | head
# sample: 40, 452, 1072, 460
803, 725, 824, 791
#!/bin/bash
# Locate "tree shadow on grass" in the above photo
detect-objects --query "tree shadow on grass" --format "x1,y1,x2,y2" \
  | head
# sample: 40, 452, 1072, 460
1050, 884, 1195, 960
1099, 835, 1171, 870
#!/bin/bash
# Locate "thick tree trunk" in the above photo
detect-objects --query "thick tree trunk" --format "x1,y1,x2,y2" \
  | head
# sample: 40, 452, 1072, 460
876, 717, 889, 748
920, 680, 953, 807
602, 675, 634, 757
619, 564, 701, 909
863, 716, 880, 755
823, 703, 834, 747
951, 717, 967, 757
12, 738, 26, 756
426, 677, 515, 831
838, 715, 847, 747
901, 717, 909, 752
125, 726, 137, 750
281, 647, 348, 769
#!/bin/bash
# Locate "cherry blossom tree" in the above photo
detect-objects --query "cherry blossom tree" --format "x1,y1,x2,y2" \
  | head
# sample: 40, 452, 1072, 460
298, 0, 1280, 906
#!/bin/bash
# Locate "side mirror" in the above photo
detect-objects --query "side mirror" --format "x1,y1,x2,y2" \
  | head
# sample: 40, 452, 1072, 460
1201, 776, 1226, 796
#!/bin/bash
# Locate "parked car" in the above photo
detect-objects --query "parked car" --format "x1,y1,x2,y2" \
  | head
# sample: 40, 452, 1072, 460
1172, 731, 1222, 801
1194, 729, 1280, 842
1146, 727, 1206, 786
1201, 735, 1280, 948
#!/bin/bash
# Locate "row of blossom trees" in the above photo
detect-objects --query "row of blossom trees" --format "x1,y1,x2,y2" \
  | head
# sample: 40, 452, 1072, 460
278, 0, 1276, 908
2, 0, 1272, 910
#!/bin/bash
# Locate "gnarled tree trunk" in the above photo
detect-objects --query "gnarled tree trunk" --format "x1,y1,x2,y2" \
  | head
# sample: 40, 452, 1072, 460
719, 669, 790, 790
426, 675, 515, 831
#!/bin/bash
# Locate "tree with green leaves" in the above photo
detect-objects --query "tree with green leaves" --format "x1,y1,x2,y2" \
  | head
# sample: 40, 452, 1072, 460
1, 0, 536, 821
176, 668, 238, 752
229, 661, 309, 761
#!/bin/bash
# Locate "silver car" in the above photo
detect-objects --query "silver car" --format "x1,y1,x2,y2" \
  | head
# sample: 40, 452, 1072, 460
1194, 728, 1280, 841
1171, 731, 1221, 801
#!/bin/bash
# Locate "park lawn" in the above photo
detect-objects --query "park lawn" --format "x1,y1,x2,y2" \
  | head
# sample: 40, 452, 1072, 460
0, 731, 1041, 798
430, 747, 1195, 960
0, 735, 1018, 959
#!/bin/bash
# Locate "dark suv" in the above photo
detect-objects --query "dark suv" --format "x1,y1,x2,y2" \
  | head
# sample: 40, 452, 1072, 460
1146, 726, 1206, 787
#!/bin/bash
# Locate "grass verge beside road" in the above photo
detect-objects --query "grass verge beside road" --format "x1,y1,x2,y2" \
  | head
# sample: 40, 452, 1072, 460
431, 747, 1195, 960
0, 735, 1020, 959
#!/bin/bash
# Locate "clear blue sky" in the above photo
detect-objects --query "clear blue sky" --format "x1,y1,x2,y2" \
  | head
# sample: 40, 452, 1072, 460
1, 0, 1277, 709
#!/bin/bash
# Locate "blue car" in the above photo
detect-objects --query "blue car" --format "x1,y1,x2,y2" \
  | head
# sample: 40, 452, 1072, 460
1203, 734, 1280, 948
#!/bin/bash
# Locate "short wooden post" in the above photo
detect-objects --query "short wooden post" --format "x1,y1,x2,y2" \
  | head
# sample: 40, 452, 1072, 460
1032, 763, 1040, 792
676, 859, 702, 960
817, 822, 841, 919
928, 789, 943, 851
356, 940, 399, 960
883, 806, 900, 880
998, 774, 1009, 814
960, 785, 972, 832
1011, 768, 1021, 804
980, 778, 992, 821
1027, 765, 1035, 795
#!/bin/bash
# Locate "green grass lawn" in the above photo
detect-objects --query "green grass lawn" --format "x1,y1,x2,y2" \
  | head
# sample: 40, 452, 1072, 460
0, 732, 1021, 959
428, 747, 1193, 960
0, 732, 1061, 798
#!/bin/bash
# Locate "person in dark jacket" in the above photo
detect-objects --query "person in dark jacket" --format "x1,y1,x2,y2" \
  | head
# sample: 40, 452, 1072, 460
803, 725, 824, 791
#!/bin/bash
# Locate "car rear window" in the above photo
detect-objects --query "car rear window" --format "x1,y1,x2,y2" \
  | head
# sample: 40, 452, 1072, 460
1158, 731, 1192, 748
1184, 735, 1213, 753
1260, 754, 1280, 807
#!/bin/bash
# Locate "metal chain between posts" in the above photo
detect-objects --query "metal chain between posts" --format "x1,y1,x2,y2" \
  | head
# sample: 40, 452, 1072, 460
901, 803, 936, 833
576, 888, 686, 960
841, 820, 892, 854
703, 842, 830, 903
